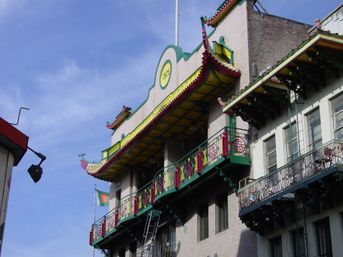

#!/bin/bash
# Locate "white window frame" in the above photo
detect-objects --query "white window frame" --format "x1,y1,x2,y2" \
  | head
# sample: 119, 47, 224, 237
331, 93, 343, 140
264, 135, 277, 173
305, 107, 322, 151
285, 122, 299, 162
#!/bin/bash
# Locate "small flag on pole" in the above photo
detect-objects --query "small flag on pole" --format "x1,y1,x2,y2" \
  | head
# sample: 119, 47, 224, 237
95, 189, 109, 206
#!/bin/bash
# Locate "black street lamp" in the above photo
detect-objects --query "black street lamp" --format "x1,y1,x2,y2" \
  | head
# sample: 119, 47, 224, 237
27, 147, 46, 183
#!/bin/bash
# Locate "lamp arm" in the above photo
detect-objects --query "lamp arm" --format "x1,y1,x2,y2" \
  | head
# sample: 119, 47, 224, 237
28, 146, 47, 165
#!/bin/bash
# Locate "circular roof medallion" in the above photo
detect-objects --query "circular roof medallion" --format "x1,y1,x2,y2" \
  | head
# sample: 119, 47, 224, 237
159, 60, 172, 89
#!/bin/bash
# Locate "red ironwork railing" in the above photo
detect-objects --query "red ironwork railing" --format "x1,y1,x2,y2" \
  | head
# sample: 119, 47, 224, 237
136, 182, 154, 214
90, 126, 249, 245
118, 194, 135, 221
154, 165, 176, 197
238, 140, 343, 212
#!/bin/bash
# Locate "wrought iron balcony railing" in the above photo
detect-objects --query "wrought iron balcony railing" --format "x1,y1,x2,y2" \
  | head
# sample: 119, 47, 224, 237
90, 126, 250, 246
238, 140, 343, 213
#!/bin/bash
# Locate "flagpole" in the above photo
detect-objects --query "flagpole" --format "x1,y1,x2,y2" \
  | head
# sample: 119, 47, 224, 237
93, 184, 97, 257
175, 0, 179, 46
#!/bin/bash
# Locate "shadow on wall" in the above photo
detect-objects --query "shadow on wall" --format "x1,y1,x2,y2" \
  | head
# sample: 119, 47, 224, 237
236, 228, 258, 257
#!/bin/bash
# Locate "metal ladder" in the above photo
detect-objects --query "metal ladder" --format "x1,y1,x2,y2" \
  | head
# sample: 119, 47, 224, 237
140, 210, 161, 257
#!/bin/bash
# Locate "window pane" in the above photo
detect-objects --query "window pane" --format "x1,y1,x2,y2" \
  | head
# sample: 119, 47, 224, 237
335, 111, 343, 130
332, 94, 343, 140
332, 93, 343, 113
286, 123, 299, 161
289, 123, 297, 138
266, 136, 276, 152
119, 249, 126, 257
265, 135, 277, 173
268, 152, 277, 169
270, 236, 282, 257
307, 109, 322, 150
129, 243, 137, 257
216, 194, 228, 233
315, 218, 332, 257
116, 189, 121, 207
199, 204, 208, 240
335, 127, 343, 140
292, 228, 305, 257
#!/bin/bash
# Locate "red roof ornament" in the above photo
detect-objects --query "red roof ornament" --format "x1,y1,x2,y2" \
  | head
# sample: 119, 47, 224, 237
203, 0, 239, 27
107, 105, 132, 130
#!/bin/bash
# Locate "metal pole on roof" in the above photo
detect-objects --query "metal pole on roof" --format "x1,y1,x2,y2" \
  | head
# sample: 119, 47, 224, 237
93, 184, 96, 257
175, 0, 179, 46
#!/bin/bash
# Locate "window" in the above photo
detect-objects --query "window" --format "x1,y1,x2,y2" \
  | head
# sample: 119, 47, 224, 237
198, 204, 209, 240
265, 135, 277, 173
116, 189, 121, 207
157, 223, 176, 255
216, 194, 228, 233
332, 93, 343, 140
168, 224, 176, 253
315, 218, 332, 257
270, 236, 282, 257
291, 228, 305, 257
285, 123, 299, 161
129, 243, 136, 257
119, 248, 125, 257
307, 108, 322, 150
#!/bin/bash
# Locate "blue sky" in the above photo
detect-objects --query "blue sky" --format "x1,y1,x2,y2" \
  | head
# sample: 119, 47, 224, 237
1, 0, 341, 256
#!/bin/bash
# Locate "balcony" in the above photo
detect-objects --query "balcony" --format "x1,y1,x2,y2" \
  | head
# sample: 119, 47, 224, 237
238, 140, 343, 235
89, 126, 250, 247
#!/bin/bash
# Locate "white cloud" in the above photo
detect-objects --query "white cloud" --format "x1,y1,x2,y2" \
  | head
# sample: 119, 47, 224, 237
20, 47, 158, 151
0, 0, 26, 18
0, 0, 13, 12
0, 84, 27, 122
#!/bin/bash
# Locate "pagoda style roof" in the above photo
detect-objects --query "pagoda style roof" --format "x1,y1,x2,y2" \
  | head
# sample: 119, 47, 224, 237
204, 0, 240, 27
223, 31, 343, 128
81, 21, 241, 181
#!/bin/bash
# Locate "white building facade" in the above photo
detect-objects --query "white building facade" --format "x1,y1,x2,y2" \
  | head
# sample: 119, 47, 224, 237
224, 6, 343, 257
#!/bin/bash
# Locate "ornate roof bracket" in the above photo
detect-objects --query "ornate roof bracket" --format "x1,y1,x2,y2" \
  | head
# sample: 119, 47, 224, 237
246, 93, 278, 120
307, 47, 343, 77
276, 74, 307, 99
289, 60, 326, 91
235, 103, 266, 129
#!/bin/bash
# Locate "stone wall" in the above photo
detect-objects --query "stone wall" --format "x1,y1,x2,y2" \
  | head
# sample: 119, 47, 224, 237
248, 3, 310, 80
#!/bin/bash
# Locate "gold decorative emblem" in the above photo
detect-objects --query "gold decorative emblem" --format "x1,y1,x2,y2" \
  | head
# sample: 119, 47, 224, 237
159, 60, 172, 89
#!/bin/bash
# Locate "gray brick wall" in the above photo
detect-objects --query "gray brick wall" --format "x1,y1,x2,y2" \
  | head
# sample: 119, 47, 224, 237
247, 2, 311, 80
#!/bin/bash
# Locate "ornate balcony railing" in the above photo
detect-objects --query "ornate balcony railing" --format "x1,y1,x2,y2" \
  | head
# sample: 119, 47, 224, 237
119, 194, 135, 222
90, 126, 250, 246
238, 140, 343, 213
